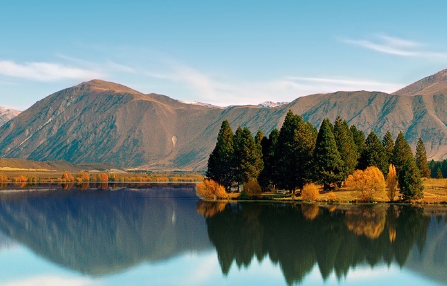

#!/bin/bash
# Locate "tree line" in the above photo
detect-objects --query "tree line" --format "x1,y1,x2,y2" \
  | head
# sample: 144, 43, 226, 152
207, 110, 427, 200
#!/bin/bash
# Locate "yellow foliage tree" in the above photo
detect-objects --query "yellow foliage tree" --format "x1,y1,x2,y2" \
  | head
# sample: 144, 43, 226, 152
345, 166, 386, 202
0, 174, 8, 182
301, 183, 320, 201
77, 172, 90, 182
62, 172, 75, 182
196, 179, 227, 201
386, 164, 398, 201
99, 173, 109, 182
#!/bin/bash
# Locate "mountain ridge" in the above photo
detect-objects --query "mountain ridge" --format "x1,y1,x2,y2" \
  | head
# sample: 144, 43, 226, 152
1, 70, 447, 170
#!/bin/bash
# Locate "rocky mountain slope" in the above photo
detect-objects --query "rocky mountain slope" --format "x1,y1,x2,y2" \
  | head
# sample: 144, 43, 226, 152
1, 69, 447, 170
0, 106, 20, 127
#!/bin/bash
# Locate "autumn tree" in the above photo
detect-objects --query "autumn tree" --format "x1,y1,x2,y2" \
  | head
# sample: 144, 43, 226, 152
436, 168, 443, 179
196, 179, 227, 201
333, 117, 358, 180
398, 157, 424, 200
382, 131, 394, 166
258, 128, 279, 191
62, 172, 75, 182
359, 132, 388, 176
233, 127, 263, 187
415, 138, 430, 178
207, 120, 234, 191
301, 183, 320, 201
313, 119, 344, 191
386, 164, 398, 201
345, 166, 386, 202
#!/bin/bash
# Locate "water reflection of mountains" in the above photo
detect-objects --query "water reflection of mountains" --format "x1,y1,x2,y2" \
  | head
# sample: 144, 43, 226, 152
0, 185, 211, 276
0, 186, 446, 284
201, 202, 447, 285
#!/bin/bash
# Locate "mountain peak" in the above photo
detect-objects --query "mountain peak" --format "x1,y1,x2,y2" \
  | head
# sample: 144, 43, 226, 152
393, 68, 447, 96
76, 79, 142, 95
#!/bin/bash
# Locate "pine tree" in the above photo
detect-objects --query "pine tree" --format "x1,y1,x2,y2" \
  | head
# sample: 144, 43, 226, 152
392, 132, 413, 174
382, 130, 394, 165
233, 127, 263, 188
436, 167, 443, 179
255, 130, 264, 146
274, 111, 316, 192
360, 132, 388, 176
313, 119, 344, 191
350, 125, 366, 167
206, 120, 234, 191
415, 138, 430, 178
333, 117, 358, 180
398, 157, 424, 200
258, 128, 279, 191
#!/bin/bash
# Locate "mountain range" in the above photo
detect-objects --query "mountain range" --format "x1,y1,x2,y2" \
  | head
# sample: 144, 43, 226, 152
1, 69, 447, 170
0, 106, 20, 127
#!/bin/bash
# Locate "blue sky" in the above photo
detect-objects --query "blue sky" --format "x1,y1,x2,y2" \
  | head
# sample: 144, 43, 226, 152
2, 0, 447, 110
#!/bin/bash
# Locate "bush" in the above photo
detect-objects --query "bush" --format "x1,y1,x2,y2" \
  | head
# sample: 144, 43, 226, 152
196, 179, 227, 201
301, 183, 320, 201
345, 166, 386, 202
241, 181, 262, 199
62, 172, 75, 182
0, 174, 8, 182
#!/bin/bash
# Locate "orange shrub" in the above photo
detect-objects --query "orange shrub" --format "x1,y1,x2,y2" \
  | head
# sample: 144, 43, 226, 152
12, 175, 27, 182
241, 181, 262, 199
77, 172, 90, 182
0, 174, 8, 182
196, 179, 227, 201
62, 172, 75, 182
99, 173, 109, 182
301, 183, 320, 201
345, 166, 386, 202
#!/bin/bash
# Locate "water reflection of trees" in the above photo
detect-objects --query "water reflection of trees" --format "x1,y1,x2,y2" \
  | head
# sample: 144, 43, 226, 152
201, 203, 432, 285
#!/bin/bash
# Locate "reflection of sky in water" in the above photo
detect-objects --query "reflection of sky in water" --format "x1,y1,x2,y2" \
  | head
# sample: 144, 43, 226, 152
0, 246, 443, 286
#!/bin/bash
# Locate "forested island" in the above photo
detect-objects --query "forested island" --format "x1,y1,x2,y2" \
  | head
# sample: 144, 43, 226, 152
199, 110, 446, 203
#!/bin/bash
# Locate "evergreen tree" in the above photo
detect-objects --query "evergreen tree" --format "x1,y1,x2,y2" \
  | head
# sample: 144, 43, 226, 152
398, 157, 424, 200
436, 167, 443, 179
258, 129, 279, 191
392, 132, 413, 174
333, 117, 358, 180
382, 131, 394, 165
255, 130, 264, 146
274, 110, 316, 192
415, 138, 430, 178
313, 119, 344, 191
350, 125, 366, 166
233, 127, 263, 188
206, 120, 234, 191
359, 132, 388, 176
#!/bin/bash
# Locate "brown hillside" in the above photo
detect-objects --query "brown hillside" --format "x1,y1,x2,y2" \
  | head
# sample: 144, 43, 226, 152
1, 69, 447, 170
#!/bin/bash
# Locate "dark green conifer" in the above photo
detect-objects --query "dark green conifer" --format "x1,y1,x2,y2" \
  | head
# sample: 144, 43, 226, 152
398, 157, 424, 200
233, 127, 263, 188
360, 131, 388, 175
350, 125, 366, 166
206, 120, 234, 191
392, 132, 413, 174
313, 118, 344, 191
382, 130, 394, 165
333, 117, 358, 179
258, 128, 279, 191
415, 138, 430, 178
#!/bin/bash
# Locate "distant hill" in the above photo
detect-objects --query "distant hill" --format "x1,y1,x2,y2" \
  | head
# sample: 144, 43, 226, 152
0, 106, 20, 127
1, 69, 447, 170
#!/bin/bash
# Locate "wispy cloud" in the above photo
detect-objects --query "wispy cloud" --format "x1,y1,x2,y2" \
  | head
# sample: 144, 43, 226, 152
342, 34, 447, 60
0, 60, 102, 81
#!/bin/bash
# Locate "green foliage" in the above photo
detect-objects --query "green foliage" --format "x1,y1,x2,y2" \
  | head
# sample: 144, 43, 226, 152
255, 130, 264, 146
233, 127, 264, 186
333, 116, 358, 180
382, 131, 394, 166
258, 129, 279, 191
313, 119, 344, 191
359, 132, 388, 176
274, 110, 316, 191
415, 138, 430, 178
392, 132, 413, 174
206, 120, 234, 191
398, 158, 424, 200
350, 125, 366, 163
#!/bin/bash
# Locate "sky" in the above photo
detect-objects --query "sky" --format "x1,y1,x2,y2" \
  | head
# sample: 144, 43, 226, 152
2, 0, 447, 110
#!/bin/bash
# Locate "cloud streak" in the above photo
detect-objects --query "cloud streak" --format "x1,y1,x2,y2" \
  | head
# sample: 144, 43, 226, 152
0, 60, 103, 81
343, 34, 447, 60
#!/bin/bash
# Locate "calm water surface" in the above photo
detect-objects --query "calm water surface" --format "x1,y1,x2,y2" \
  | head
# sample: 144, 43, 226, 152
0, 184, 446, 286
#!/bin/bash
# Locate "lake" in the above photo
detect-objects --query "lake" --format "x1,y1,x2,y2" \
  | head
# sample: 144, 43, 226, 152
0, 184, 446, 286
